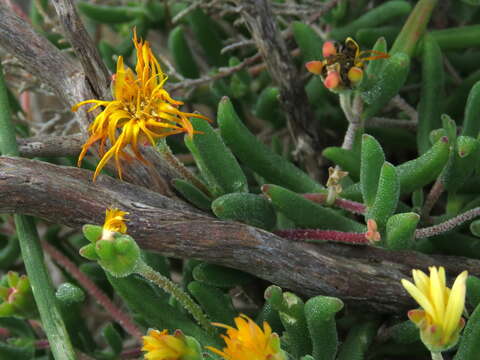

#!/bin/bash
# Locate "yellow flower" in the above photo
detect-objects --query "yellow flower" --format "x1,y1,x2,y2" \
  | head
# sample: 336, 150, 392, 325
101, 208, 128, 240
142, 329, 188, 360
206, 314, 286, 360
73, 30, 209, 181
401, 266, 468, 352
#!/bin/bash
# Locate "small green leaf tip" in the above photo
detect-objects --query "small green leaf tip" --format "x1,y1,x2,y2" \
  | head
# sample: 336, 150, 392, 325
79, 243, 99, 261
55, 283, 85, 305
82, 224, 102, 243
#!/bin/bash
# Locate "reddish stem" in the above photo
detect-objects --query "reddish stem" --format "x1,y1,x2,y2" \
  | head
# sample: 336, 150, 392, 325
302, 193, 366, 214
41, 240, 143, 340
121, 347, 143, 359
275, 229, 369, 245
35, 339, 50, 350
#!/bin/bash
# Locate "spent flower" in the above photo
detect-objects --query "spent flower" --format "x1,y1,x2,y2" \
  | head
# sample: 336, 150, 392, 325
73, 30, 209, 180
207, 314, 286, 360
401, 266, 468, 352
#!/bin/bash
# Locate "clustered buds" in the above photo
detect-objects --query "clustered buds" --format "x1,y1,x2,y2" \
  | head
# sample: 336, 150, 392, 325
0, 272, 37, 319
304, 37, 389, 92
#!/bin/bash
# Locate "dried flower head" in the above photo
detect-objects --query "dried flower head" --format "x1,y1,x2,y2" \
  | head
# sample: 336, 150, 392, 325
401, 266, 468, 352
365, 219, 381, 243
73, 30, 209, 180
207, 314, 286, 360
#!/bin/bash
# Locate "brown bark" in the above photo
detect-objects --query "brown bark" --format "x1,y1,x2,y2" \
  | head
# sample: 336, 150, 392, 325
234, 0, 322, 179
1, 156, 479, 314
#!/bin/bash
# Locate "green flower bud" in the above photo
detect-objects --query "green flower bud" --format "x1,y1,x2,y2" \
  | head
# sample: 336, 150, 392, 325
97, 234, 141, 278
0, 272, 37, 318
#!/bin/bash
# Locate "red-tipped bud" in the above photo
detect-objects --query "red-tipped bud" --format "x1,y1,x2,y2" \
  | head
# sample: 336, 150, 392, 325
323, 71, 340, 89
323, 41, 337, 58
347, 66, 363, 85
305, 61, 324, 75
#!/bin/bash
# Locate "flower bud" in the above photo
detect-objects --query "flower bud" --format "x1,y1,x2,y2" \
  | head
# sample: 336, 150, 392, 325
0, 272, 37, 319
142, 329, 203, 360
305, 61, 323, 75
322, 41, 337, 58
347, 66, 363, 86
323, 71, 340, 90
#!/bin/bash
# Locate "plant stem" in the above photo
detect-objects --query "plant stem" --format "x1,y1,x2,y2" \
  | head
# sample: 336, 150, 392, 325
0, 61, 77, 360
421, 178, 444, 222
135, 261, 215, 336
302, 193, 366, 214
415, 206, 480, 238
156, 139, 212, 196
431, 352, 444, 360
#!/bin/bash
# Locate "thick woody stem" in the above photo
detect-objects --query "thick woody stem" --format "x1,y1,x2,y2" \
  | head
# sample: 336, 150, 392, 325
235, 0, 322, 178
275, 229, 369, 245
2, 157, 480, 313
50, 0, 110, 100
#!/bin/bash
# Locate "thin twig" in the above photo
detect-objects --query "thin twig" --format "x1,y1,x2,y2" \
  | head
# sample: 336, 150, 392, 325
391, 95, 418, 122
421, 178, 445, 222
171, 1, 201, 24
167, 53, 261, 92
443, 56, 462, 86
221, 39, 255, 54
415, 207, 480, 239
41, 240, 143, 340
368, 117, 418, 130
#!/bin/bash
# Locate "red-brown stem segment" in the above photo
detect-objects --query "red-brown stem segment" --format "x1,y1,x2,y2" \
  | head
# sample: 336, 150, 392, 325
415, 206, 480, 239
302, 193, 366, 214
41, 240, 143, 340
275, 229, 369, 245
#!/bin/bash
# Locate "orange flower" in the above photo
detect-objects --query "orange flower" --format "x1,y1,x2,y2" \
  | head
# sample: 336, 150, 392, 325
73, 30, 209, 180
207, 314, 286, 360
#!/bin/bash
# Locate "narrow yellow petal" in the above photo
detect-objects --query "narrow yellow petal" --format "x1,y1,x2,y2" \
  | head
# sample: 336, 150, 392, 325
412, 269, 430, 295
401, 279, 437, 321
443, 271, 468, 340
429, 267, 445, 324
